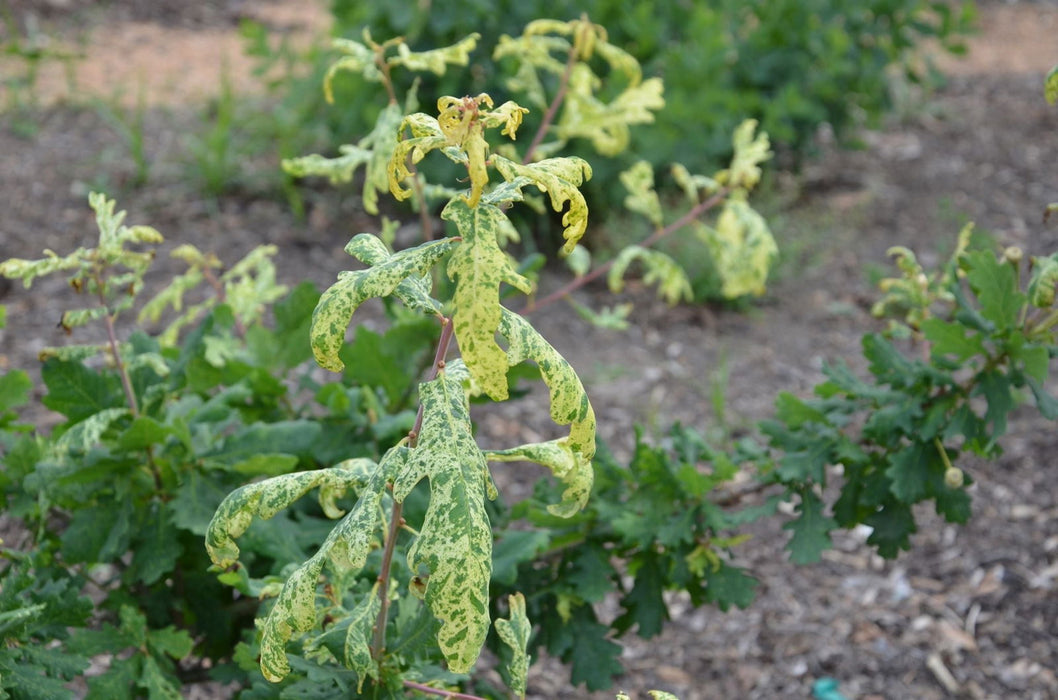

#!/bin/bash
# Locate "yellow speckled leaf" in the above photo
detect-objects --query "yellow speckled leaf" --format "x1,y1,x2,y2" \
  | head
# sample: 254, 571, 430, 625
250, 451, 397, 682
391, 369, 493, 673
620, 161, 663, 227
344, 584, 382, 691
388, 34, 480, 75
486, 437, 592, 517
260, 554, 325, 682
205, 459, 375, 568
700, 194, 777, 298
443, 200, 534, 400
719, 119, 771, 191
284, 103, 403, 215
310, 234, 458, 372
495, 593, 531, 699
498, 308, 596, 465
607, 246, 692, 305
324, 39, 381, 99
492, 155, 592, 255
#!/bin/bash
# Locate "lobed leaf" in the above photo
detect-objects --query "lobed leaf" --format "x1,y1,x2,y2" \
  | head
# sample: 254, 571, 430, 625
389, 112, 451, 202
492, 155, 592, 255
699, 193, 777, 298
259, 555, 326, 682
486, 438, 591, 517
782, 490, 835, 564
499, 308, 596, 463
324, 38, 381, 98
495, 593, 532, 699
963, 249, 1025, 331
343, 585, 382, 692
607, 246, 692, 305
311, 235, 457, 372
671, 163, 721, 203
388, 33, 480, 74
1028, 253, 1058, 308
620, 161, 663, 227
204, 459, 375, 568
255, 454, 396, 681
284, 103, 403, 215
391, 369, 493, 673
718, 119, 772, 190
555, 66, 664, 156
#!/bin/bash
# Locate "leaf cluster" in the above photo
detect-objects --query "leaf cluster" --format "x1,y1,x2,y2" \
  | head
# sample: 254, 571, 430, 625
486, 425, 768, 690
760, 237, 1058, 560
331, 0, 974, 173
0, 197, 445, 696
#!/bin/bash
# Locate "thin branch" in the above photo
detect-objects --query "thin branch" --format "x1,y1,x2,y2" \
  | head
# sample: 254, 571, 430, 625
521, 45, 578, 164
403, 679, 488, 700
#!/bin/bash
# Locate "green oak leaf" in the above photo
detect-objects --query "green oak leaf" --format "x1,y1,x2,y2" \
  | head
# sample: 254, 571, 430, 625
782, 490, 836, 564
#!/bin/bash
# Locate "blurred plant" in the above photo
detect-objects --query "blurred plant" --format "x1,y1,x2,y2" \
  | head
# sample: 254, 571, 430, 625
92, 86, 151, 189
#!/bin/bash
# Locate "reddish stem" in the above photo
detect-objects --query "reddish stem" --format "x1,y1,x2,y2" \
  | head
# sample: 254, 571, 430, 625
522, 45, 578, 164
403, 679, 487, 700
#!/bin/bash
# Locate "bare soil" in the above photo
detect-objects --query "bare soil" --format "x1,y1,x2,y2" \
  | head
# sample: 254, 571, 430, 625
1, 2, 1057, 699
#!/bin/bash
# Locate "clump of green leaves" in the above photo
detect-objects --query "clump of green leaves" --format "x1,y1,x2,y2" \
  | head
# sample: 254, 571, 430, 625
0, 194, 434, 696
762, 234, 1058, 560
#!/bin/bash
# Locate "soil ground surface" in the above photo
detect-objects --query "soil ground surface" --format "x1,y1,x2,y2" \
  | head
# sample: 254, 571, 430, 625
1, 1, 1057, 699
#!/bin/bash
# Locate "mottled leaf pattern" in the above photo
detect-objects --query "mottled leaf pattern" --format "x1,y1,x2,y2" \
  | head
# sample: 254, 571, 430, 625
345, 585, 382, 691
391, 368, 493, 673
283, 103, 403, 215
311, 235, 457, 371
719, 119, 771, 190
620, 161, 663, 227
389, 112, 454, 202
324, 38, 382, 96
1029, 253, 1058, 308
699, 194, 777, 298
486, 438, 591, 517
204, 458, 375, 568
607, 246, 692, 305
388, 34, 480, 74
245, 454, 395, 681
443, 199, 533, 400
555, 65, 664, 156
495, 593, 531, 699
259, 554, 326, 681
498, 308, 596, 464
492, 155, 592, 255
